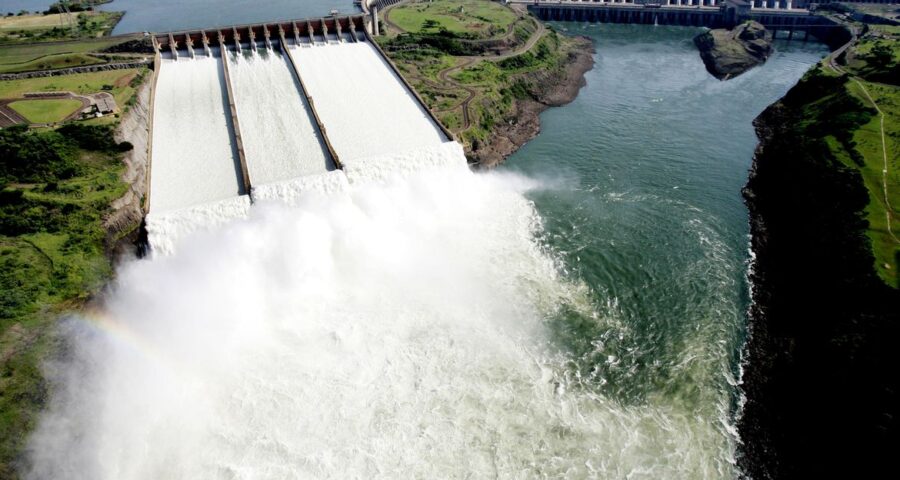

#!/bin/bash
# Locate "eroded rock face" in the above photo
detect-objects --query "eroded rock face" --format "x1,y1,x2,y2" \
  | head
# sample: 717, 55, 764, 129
106, 80, 150, 257
694, 21, 773, 80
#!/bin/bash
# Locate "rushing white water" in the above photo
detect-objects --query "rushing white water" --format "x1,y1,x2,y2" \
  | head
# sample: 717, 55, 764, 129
150, 50, 244, 213
228, 49, 333, 185
27, 146, 736, 479
25, 30, 752, 477
288, 41, 446, 162
145, 196, 252, 256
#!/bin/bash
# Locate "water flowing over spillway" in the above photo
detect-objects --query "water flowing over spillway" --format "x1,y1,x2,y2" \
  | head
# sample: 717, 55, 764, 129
147, 49, 251, 253
149, 50, 244, 213
288, 41, 446, 161
25, 23, 829, 480
228, 49, 333, 184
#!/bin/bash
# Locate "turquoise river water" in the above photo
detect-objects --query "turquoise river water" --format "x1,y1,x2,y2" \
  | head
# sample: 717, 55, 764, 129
16, 4, 830, 476
500, 22, 827, 475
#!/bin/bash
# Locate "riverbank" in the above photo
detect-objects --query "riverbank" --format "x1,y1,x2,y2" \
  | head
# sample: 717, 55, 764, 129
738, 36, 900, 477
466, 34, 593, 167
377, 0, 594, 167
0, 70, 147, 478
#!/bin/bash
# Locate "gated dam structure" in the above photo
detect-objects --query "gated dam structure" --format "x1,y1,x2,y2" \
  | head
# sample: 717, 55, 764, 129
145, 13, 462, 253
514, 0, 847, 43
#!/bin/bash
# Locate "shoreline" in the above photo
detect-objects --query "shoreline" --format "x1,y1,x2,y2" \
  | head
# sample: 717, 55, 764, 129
737, 68, 899, 478
469, 35, 595, 169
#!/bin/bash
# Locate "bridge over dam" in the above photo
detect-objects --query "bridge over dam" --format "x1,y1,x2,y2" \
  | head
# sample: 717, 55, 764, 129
511, 0, 848, 44
145, 13, 462, 253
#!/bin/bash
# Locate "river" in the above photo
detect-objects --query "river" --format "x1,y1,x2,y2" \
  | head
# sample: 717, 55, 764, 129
23, 8, 830, 479
500, 22, 827, 474
2, 0, 355, 34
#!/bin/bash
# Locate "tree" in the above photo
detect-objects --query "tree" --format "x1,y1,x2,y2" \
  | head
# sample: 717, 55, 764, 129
868, 43, 894, 70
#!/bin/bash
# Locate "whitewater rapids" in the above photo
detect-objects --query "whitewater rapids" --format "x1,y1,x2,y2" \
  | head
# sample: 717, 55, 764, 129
26, 148, 736, 478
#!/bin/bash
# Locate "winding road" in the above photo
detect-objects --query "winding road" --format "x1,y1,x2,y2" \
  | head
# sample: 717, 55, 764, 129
382, 1, 545, 131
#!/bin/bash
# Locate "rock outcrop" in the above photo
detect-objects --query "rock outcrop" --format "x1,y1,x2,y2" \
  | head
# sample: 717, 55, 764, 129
694, 21, 773, 80
739, 69, 900, 479
470, 36, 595, 167
106, 79, 151, 258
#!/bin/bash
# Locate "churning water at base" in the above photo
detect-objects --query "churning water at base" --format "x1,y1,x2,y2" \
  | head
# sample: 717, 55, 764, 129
26, 25, 827, 480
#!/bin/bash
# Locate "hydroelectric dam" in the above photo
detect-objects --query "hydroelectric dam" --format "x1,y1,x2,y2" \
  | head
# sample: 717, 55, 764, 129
144, 13, 459, 252
511, 0, 848, 44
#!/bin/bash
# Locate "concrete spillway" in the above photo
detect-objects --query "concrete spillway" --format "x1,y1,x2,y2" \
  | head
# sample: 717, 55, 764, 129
145, 17, 457, 252
150, 49, 245, 214
227, 49, 333, 186
287, 40, 446, 163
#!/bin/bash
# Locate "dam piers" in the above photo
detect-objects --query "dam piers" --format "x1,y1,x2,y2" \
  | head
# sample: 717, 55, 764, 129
511, 0, 847, 43
143, 9, 460, 252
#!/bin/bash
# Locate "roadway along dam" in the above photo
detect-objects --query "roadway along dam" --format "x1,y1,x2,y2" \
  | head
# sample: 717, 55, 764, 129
145, 16, 458, 253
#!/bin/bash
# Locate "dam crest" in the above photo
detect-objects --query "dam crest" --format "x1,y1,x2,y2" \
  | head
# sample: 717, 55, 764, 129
145, 14, 461, 253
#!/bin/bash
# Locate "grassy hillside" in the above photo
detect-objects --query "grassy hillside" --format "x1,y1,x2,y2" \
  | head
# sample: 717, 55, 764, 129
378, 0, 590, 163
389, 0, 517, 38
0, 35, 140, 74
826, 26, 900, 286
0, 10, 123, 44
0, 124, 136, 479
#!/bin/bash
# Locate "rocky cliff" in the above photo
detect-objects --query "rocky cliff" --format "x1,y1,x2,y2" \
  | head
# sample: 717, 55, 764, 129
470, 36, 594, 167
739, 68, 899, 478
106, 79, 150, 258
695, 21, 772, 80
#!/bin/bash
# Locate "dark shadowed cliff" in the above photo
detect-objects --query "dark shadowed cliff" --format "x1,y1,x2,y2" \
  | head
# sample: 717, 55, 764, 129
739, 68, 900, 479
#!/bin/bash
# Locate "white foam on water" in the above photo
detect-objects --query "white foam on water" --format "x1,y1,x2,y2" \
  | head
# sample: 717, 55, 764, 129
250, 170, 350, 206
287, 41, 446, 162
145, 195, 251, 256
342, 141, 469, 184
150, 50, 244, 213
227, 49, 333, 185
27, 146, 737, 479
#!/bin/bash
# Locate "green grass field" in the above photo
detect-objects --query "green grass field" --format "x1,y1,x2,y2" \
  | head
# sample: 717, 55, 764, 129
8, 98, 83, 123
844, 80, 900, 285
0, 52, 106, 73
389, 0, 518, 39
0, 68, 142, 124
0, 35, 138, 71
0, 11, 123, 44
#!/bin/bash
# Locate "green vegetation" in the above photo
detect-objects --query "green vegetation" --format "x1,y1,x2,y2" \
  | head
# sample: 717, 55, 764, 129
0, 10, 123, 44
452, 32, 569, 147
821, 20, 900, 286
379, 0, 584, 160
834, 78, 900, 285
389, 0, 517, 39
0, 68, 144, 125
0, 123, 134, 478
0, 52, 107, 74
8, 98, 83, 124
0, 35, 139, 74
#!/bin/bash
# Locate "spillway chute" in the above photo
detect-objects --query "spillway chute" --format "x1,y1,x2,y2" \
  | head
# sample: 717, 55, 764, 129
145, 15, 459, 253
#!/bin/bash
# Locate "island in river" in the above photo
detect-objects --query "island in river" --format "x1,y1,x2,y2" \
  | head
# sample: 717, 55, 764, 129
694, 21, 773, 80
